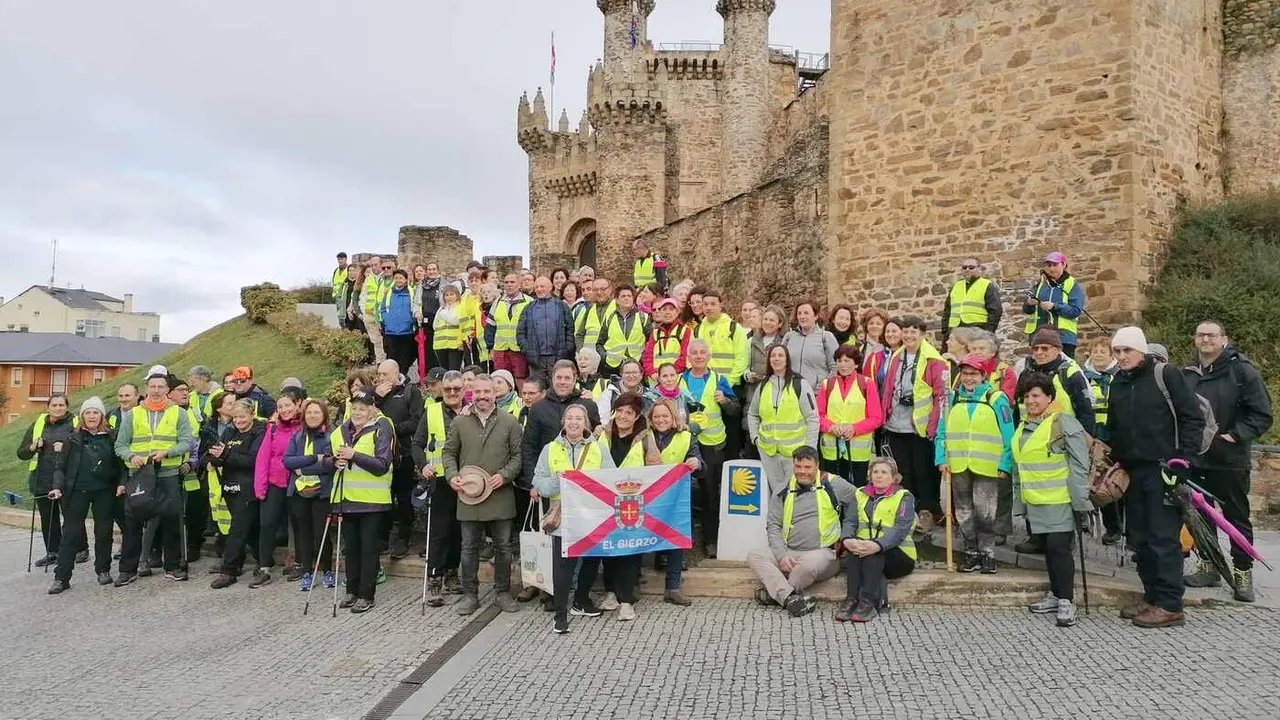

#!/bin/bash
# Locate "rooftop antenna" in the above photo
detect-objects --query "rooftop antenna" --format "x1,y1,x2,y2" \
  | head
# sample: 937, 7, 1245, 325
49, 238, 57, 287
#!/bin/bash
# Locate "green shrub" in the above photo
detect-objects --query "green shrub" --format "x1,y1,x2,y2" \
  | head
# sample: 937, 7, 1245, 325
241, 283, 295, 323
264, 309, 367, 368
289, 282, 334, 305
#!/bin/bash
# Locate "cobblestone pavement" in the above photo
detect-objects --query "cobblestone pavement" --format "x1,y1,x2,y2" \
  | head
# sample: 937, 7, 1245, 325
420, 598, 1280, 720
0, 527, 462, 720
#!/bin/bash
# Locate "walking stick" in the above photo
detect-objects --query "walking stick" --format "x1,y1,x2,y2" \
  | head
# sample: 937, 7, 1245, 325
940, 368, 955, 572
419, 479, 435, 616
1077, 525, 1090, 615
303, 513, 333, 616
331, 470, 346, 618
46, 497, 61, 574
27, 496, 37, 573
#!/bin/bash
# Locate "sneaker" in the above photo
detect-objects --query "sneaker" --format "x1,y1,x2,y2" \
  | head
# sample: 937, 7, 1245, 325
541, 595, 556, 612
1101, 530, 1123, 546
958, 553, 983, 573
389, 540, 409, 560
207, 566, 223, 575
617, 602, 636, 621
1120, 601, 1155, 620
916, 510, 935, 533
425, 577, 445, 607
571, 600, 603, 617
97, 572, 113, 586
1132, 606, 1186, 628
113, 572, 138, 587
323, 571, 336, 589
834, 601, 858, 622
663, 589, 692, 606
47, 579, 69, 595
849, 600, 878, 623
980, 555, 998, 575
1028, 592, 1059, 614
285, 566, 306, 582
376, 568, 388, 585
552, 615, 570, 634
706, 543, 717, 559
495, 593, 520, 613
1055, 598, 1077, 627
350, 598, 375, 614
456, 595, 480, 616
444, 570, 462, 594
339, 593, 357, 609
598, 592, 620, 611
164, 569, 189, 582
754, 587, 778, 607
1014, 537, 1046, 555
516, 586, 541, 602
75, 550, 89, 564
1182, 559, 1221, 588
1233, 568, 1256, 603
783, 592, 817, 617
247, 569, 272, 588
210, 573, 236, 589
299, 573, 314, 592
137, 567, 153, 578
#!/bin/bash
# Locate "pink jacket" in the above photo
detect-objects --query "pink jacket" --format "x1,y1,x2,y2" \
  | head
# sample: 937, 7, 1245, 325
879, 350, 948, 440
254, 416, 302, 499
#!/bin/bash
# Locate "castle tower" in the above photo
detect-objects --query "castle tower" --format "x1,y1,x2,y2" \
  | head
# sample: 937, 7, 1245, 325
718, 0, 775, 198
598, 0, 655, 85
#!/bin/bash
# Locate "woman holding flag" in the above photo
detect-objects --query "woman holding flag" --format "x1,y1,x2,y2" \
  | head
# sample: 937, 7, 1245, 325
647, 398, 700, 607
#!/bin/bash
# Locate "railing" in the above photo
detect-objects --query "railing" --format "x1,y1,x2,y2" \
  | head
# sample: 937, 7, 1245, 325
28, 383, 86, 400
657, 41, 722, 52
795, 51, 830, 73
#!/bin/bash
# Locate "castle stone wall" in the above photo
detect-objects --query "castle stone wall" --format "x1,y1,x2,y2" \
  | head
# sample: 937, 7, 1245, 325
397, 226, 473, 281
1223, 0, 1280, 194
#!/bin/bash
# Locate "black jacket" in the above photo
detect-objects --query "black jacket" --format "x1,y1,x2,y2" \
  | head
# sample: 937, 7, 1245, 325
237, 384, 276, 420
520, 391, 601, 490
1191, 346, 1274, 469
411, 402, 459, 471
15, 413, 78, 494
208, 421, 265, 494
941, 277, 1003, 333
1107, 358, 1205, 467
53, 427, 125, 494
1015, 355, 1097, 436
375, 378, 423, 458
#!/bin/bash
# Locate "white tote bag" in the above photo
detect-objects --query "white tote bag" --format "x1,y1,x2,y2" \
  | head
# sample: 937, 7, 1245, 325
519, 503, 555, 595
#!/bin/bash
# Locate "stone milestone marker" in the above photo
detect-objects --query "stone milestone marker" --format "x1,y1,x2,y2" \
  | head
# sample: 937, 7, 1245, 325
717, 459, 770, 561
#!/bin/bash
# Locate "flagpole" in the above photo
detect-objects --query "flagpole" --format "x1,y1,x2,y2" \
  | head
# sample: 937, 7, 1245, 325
549, 30, 556, 127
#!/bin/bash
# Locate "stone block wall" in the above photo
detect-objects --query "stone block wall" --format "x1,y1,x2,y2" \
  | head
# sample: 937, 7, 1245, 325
1223, 0, 1280, 194
397, 226, 473, 281
482, 255, 525, 280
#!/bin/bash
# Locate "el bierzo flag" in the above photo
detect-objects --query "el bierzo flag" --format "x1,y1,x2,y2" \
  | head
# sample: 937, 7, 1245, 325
561, 464, 692, 558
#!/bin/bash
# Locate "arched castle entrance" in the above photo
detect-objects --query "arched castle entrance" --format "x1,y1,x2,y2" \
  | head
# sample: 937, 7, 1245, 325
565, 218, 597, 270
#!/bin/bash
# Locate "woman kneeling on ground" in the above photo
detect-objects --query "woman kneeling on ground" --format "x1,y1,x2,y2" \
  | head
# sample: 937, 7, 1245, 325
835, 457, 918, 623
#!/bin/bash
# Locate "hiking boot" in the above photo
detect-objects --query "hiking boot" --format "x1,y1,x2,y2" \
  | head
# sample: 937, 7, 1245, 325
456, 594, 480, 616
1233, 569, 1256, 603
443, 570, 462, 594
849, 600, 878, 623
164, 569, 189, 582
617, 602, 636, 621
571, 600, 603, 617
350, 598, 375, 614
1028, 592, 1058, 614
958, 553, 983, 574
210, 573, 236, 589
425, 577, 445, 607
754, 587, 777, 607
299, 572, 314, 592
137, 566, 153, 578
553, 615, 570, 634
208, 565, 224, 575
1120, 601, 1155, 620
1132, 606, 1186, 629
916, 510, 935, 533
113, 572, 137, 587
495, 593, 520, 613
248, 569, 272, 588
516, 586, 541, 602
97, 572, 113, 586
1182, 560, 1221, 588
47, 579, 69, 595
323, 571, 336, 589
339, 593, 357, 608
834, 601, 858, 622
376, 568, 387, 585
783, 592, 816, 617
663, 589, 692, 606
285, 566, 306, 582
1015, 537, 1046, 555
1101, 530, 1123, 546
705, 543, 717, 559
389, 539, 409, 560
1055, 599, 1077, 628
598, 592, 620, 611
75, 550, 89, 564
980, 555, 998, 575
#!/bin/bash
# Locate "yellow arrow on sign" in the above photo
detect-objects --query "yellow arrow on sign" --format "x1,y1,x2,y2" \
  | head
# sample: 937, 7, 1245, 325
728, 504, 759, 513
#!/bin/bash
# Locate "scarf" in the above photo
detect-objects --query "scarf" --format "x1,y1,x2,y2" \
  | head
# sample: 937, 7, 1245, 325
832, 327, 855, 346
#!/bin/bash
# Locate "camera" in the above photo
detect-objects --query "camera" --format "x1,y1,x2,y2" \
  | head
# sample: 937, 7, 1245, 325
687, 401, 706, 414
897, 393, 914, 407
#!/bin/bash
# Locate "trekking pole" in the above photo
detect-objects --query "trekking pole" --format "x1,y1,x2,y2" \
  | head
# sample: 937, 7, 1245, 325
419, 480, 434, 616
941, 368, 955, 572
1077, 524, 1090, 615
27, 496, 37, 573
303, 512, 333, 616
180, 487, 189, 572
331, 470, 346, 618
46, 497, 61, 574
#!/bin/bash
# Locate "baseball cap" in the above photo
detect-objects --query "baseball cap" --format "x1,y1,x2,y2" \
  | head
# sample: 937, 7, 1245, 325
1044, 251, 1067, 264
350, 389, 377, 406
426, 367, 446, 383
957, 354, 987, 372
654, 297, 679, 311
280, 377, 303, 391
231, 366, 253, 381
146, 364, 168, 380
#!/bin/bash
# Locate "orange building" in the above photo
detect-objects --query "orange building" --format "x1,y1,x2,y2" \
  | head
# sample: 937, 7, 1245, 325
1, 332, 177, 426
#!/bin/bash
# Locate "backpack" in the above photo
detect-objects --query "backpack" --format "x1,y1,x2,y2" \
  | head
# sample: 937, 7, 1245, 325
1152, 362, 1217, 455
125, 462, 165, 521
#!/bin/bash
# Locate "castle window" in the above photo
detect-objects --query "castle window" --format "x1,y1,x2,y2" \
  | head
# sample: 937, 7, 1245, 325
578, 233, 597, 270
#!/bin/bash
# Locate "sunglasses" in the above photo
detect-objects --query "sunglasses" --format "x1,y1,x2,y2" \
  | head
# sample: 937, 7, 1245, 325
961, 265, 977, 270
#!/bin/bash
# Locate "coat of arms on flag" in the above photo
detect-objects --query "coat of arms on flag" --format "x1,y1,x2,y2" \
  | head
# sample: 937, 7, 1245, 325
561, 464, 692, 557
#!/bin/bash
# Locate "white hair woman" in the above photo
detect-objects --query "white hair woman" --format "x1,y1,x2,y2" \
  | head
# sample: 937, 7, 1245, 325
835, 456, 918, 623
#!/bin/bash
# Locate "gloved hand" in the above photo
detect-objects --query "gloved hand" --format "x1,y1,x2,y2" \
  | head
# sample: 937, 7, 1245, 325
1074, 510, 1094, 535
1160, 456, 1191, 487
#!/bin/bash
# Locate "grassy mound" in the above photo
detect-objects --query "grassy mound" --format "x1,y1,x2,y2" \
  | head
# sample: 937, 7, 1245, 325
0, 315, 346, 496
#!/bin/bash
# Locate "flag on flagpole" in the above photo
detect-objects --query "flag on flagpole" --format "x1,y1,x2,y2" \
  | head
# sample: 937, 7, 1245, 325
629, 0, 639, 49
550, 31, 557, 85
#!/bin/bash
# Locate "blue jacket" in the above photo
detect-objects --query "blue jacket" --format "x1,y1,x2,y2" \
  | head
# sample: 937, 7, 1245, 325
381, 285, 417, 336
516, 296, 574, 361
1022, 272, 1086, 346
281, 426, 336, 498
933, 381, 1016, 474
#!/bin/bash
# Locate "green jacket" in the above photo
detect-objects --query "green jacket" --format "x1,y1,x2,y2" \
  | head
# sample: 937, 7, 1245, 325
442, 408, 523, 522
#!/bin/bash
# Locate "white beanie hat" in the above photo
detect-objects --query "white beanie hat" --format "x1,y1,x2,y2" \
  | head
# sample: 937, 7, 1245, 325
491, 369, 516, 393
79, 396, 107, 417
1110, 326, 1149, 354
146, 364, 168, 379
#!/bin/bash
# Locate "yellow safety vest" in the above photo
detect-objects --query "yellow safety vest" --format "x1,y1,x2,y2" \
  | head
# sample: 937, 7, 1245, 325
597, 433, 646, 468
602, 311, 647, 367
1024, 276, 1078, 336
378, 283, 419, 317
584, 378, 609, 401
1012, 414, 1071, 506
819, 376, 873, 462
128, 405, 184, 469
943, 389, 1003, 477
658, 430, 692, 465
694, 316, 742, 381
362, 274, 383, 317
1087, 371, 1110, 430
633, 255, 657, 287
331, 266, 348, 299
1015, 361, 1085, 419
492, 295, 531, 352
459, 291, 480, 341
473, 307, 491, 363
649, 324, 685, 372
853, 486, 917, 560
207, 465, 232, 535
181, 406, 201, 490
26, 413, 78, 471
293, 434, 324, 494
420, 402, 447, 474
581, 301, 617, 348
891, 342, 944, 438
328, 422, 391, 505
501, 395, 523, 418
756, 378, 807, 457
546, 439, 604, 500
681, 371, 726, 446
433, 309, 464, 350
781, 473, 842, 547
947, 278, 991, 328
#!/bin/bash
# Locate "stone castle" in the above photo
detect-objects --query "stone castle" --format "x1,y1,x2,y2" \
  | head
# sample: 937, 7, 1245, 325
517, 0, 1280, 336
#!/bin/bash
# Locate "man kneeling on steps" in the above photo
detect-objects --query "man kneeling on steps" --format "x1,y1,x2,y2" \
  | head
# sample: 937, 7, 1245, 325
747, 446, 855, 617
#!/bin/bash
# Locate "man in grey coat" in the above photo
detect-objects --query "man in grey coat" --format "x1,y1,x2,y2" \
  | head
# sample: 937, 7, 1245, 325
443, 374, 523, 616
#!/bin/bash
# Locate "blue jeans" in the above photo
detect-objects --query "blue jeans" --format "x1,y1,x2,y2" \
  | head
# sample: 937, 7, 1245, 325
665, 550, 684, 591
1125, 463, 1184, 612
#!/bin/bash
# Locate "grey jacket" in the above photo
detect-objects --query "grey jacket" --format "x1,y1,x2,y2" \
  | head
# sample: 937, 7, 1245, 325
531, 434, 618, 537
113, 404, 195, 478
782, 327, 837, 388
840, 485, 917, 552
1012, 412, 1093, 534
442, 408, 524, 522
766, 473, 856, 560
747, 375, 820, 450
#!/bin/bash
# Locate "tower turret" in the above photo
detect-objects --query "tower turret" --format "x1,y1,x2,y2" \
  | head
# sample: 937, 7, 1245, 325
718, 0, 775, 198
598, 0, 655, 85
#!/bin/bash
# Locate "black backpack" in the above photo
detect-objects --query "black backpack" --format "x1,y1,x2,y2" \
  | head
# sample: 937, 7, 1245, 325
125, 462, 162, 520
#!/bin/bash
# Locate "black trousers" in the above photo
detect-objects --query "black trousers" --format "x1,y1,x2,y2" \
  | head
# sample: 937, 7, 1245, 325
55, 487, 115, 581
36, 496, 62, 557
1101, 501, 1125, 535
184, 476, 210, 559
886, 431, 941, 515
385, 334, 418, 377
387, 459, 417, 545
256, 485, 288, 570
1126, 463, 1184, 612
551, 534, 598, 619
119, 478, 182, 574
699, 444, 724, 548
219, 492, 260, 576
821, 458, 869, 487
1044, 531, 1075, 601
580, 555, 642, 604
290, 494, 334, 573
845, 547, 915, 604
1195, 466, 1254, 570
426, 482, 461, 577
343, 511, 387, 601
436, 348, 464, 372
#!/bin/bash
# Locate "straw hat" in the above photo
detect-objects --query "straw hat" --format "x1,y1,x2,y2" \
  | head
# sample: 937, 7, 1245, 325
454, 465, 495, 506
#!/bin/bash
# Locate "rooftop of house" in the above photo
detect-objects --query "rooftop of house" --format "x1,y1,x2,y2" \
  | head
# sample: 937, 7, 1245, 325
4, 285, 158, 316
0, 332, 178, 367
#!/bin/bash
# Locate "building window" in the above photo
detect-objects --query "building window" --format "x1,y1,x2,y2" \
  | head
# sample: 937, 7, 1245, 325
84, 320, 106, 338
18, 324, 28, 332
137, 328, 147, 341
9, 367, 20, 386
93, 368, 106, 383
110, 326, 121, 337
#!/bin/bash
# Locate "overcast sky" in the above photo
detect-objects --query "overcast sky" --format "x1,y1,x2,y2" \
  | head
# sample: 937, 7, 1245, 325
0, 0, 829, 342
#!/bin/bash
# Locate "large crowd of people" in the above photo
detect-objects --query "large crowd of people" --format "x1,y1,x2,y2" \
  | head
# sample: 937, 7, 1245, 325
16, 244, 1273, 634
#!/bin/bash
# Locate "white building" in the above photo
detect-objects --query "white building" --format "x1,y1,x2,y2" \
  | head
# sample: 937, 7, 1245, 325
0, 286, 161, 342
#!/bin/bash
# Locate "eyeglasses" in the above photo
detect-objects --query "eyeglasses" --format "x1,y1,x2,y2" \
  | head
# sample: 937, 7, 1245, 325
443, 386, 463, 393
961, 265, 977, 270
1194, 332, 1222, 339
